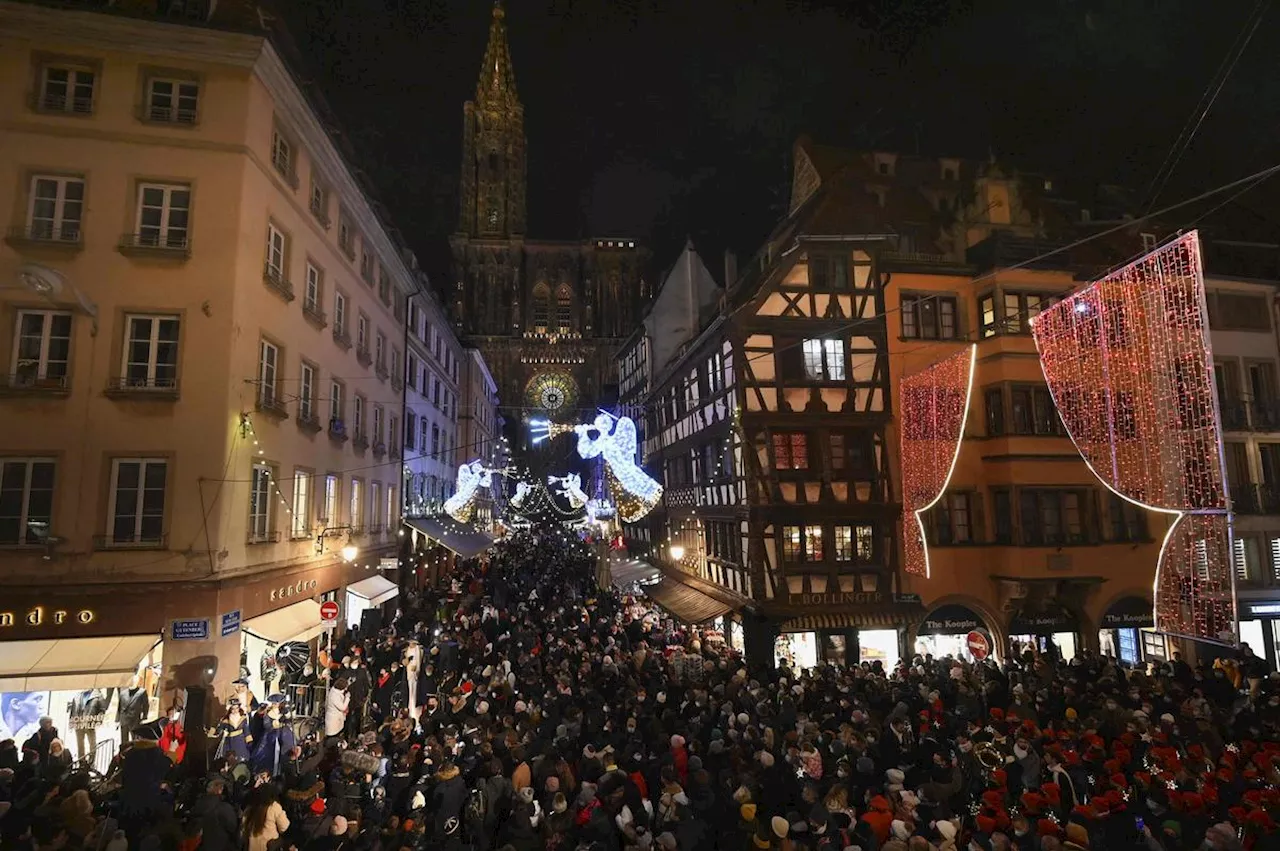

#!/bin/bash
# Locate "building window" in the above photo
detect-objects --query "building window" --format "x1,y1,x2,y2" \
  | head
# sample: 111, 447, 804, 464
329, 380, 344, 426
431, 423, 440, 457
809, 254, 850, 290
145, 77, 199, 123
298, 361, 316, 421
309, 177, 329, 225
135, 183, 191, 248
405, 411, 417, 450
1010, 386, 1063, 435
901, 295, 957, 340
360, 245, 375, 284
333, 291, 347, 335
1020, 489, 1086, 546
12, 310, 72, 387
934, 492, 974, 544
772, 432, 808, 470
708, 351, 724, 393
407, 354, 418, 392
304, 263, 322, 314
257, 340, 279, 407
0, 459, 56, 546
107, 458, 166, 545
1108, 493, 1147, 542
369, 482, 382, 530
122, 315, 179, 390
802, 338, 846, 381
781, 526, 803, 562
984, 388, 1005, 436
248, 463, 273, 541
993, 489, 1013, 544
373, 406, 384, 445
338, 214, 355, 257
386, 486, 396, 530
270, 128, 294, 181
420, 419, 430, 457
556, 285, 572, 333
39, 64, 95, 113
322, 474, 338, 524
27, 175, 84, 242
432, 377, 441, 408
357, 314, 368, 352
532, 284, 551, 333
378, 266, 392, 305
833, 525, 855, 561
291, 470, 311, 538
265, 223, 286, 279
1003, 292, 1061, 334
375, 332, 386, 370
803, 525, 823, 561
978, 293, 997, 338
350, 479, 363, 530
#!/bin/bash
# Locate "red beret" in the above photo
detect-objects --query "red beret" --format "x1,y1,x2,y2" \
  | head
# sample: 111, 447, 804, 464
1247, 810, 1277, 832
1042, 783, 1061, 804
1110, 773, 1128, 789
983, 790, 1005, 808
976, 814, 997, 834
1038, 818, 1061, 837
992, 769, 1008, 787
990, 708, 1005, 720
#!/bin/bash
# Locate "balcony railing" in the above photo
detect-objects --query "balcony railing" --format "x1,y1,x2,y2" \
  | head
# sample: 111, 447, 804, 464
328, 418, 349, 442
356, 347, 373, 367
118, 232, 190, 257
105, 376, 179, 398
140, 103, 198, 125
332, 327, 352, 350
37, 92, 93, 114
94, 532, 166, 550
1221, 401, 1250, 431
255, 391, 289, 419
352, 433, 369, 452
1231, 483, 1280, 515
309, 199, 330, 229
296, 411, 322, 434
247, 530, 282, 545
0, 373, 70, 395
372, 441, 387, 458
6, 224, 82, 248
303, 301, 328, 329
263, 264, 295, 301
1218, 399, 1280, 432
375, 362, 389, 381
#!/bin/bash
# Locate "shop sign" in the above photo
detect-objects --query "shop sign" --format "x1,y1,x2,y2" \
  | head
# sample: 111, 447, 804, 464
220, 609, 242, 637
379, 558, 398, 571
966, 630, 991, 661
1099, 596, 1154, 629
895, 593, 922, 604
1245, 602, 1280, 617
787, 591, 885, 607
922, 615, 981, 633
170, 618, 210, 641
0, 606, 95, 629
269, 578, 319, 602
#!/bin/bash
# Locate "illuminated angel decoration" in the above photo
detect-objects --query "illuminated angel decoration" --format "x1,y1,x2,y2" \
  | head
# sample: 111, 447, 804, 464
577, 413, 662, 522
509, 481, 532, 510
548, 474, 589, 509
444, 461, 507, 523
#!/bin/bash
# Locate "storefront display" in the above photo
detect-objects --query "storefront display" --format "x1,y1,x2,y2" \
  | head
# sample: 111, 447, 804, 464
859, 628, 900, 670
775, 631, 818, 670
1098, 596, 1163, 666
345, 575, 399, 631
915, 604, 993, 662
1237, 601, 1280, 669
1008, 605, 1079, 661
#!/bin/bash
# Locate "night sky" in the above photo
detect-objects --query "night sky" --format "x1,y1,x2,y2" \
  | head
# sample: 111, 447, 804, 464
276, 0, 1279, 285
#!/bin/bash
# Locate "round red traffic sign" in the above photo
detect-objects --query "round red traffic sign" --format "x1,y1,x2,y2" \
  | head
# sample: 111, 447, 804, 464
320, 601, 340, 622
966, 630, 990, 661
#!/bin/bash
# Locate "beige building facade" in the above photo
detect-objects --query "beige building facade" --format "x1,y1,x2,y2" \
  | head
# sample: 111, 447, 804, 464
0, 0, 418, 737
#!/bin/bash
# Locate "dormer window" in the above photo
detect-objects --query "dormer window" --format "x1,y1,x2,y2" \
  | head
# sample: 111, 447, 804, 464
943, 167, 957, 181
878, 162, 890, 176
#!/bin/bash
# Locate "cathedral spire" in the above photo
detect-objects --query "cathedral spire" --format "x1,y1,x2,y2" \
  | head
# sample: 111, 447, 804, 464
476, 1, 519, 107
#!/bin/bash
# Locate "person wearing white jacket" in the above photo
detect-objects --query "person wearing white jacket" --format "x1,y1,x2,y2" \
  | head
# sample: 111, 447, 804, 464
324, 679, 350, 740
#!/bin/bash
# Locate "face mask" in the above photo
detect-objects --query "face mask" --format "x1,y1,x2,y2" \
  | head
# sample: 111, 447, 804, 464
1014, 746, 1028, 759
960, 742, 973, 753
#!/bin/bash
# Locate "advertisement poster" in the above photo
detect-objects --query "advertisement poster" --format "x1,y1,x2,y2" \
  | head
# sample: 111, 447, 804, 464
0, 691, 50, 743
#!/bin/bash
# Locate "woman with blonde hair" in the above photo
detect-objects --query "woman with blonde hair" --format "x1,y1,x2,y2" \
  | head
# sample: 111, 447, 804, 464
59, 788, 95, 840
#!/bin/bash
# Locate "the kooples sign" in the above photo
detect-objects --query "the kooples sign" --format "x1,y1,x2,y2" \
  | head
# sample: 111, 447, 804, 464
0, 605, 95, 629
269, 578, 319, 602
788, 591, 886, 607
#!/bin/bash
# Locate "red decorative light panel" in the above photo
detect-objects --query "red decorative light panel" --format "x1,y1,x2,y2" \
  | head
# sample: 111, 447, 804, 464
1031, 232, 1237, 645
900, 346, 976, 578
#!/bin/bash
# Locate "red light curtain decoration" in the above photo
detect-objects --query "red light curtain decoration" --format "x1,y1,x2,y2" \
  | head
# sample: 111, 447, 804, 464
901, 345, 977, 578
1031, 232, 1237, 645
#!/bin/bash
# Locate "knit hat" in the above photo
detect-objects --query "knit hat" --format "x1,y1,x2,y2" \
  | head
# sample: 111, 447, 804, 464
553, 793, 567, 813
309, 797, 326, 815
771, 816, 790, 838
331, 815, 348, 836
519, 786, 536, 805
937, 820, 957, 840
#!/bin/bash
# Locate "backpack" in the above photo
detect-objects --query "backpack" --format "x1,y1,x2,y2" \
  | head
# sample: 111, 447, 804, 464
467, 784, 489, 823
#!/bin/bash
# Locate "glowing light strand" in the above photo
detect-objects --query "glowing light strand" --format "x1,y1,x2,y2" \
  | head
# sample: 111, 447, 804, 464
1031, 232, 1237, 645
899, 346, 977, 578
529, 412, 663, 522
443, 460, 511, 524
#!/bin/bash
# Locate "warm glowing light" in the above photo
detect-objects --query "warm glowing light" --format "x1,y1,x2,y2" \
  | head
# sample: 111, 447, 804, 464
535, 411, 662, 522
548, 473, 589, 509
340, 544, 359, 562
900, 346, 977, 578
669, 544, 686, 561
1032, 232, 1237, 645
443, 460, 511, 523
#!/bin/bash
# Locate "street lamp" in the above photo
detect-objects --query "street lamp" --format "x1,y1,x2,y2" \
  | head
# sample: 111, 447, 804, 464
316, 525, 358, 562
669, 544, 685, 561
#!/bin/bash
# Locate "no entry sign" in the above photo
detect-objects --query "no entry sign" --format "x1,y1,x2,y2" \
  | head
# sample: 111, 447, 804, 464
966, 630, 990, 661
320, 600, 340, 627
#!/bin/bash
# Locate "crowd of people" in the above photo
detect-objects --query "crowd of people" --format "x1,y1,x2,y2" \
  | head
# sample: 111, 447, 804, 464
2, 530, 1280, 851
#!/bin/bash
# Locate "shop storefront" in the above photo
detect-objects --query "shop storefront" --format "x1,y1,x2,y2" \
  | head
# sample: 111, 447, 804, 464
1098, 596, 1166, 667
1008, 604, 1079, 662
915, 603, 994, 662
775, 613, 905, 672
1237, 600, 1280, 669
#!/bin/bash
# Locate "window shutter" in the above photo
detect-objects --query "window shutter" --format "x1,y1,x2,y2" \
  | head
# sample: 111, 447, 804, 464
970, 491, 987, 544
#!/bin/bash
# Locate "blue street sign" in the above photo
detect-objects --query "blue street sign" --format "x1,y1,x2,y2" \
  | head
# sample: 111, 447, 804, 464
170, 618, 210, 641
220, 609, 242, 637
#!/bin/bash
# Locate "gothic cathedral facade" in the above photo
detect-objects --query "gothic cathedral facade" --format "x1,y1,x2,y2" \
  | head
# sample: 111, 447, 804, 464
449, 3, 649, 431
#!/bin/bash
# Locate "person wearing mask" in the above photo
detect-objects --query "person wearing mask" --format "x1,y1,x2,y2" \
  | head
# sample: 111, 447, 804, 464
325, 678, 351, 744
193, 777, 240, 851
159, 700, 187, 764
213, 701, 253, 761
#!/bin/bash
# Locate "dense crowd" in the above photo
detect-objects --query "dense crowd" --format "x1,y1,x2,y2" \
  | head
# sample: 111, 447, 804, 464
3, 531, 1280, 851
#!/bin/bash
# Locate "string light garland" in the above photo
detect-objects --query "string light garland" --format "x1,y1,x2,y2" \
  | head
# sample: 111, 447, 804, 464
548, 474, 589, 509
899, 346, 977, 578
442, 460, 512, 523
1031, 231, 1237, 645
530, 412, 663, 523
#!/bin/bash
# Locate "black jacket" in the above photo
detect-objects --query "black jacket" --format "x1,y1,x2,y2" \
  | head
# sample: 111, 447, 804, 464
193, 792, 240, 851
432, 770, 468, 834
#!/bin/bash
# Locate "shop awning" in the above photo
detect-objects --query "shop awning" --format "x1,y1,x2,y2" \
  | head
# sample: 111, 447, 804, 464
404, 515, 495, 558
1009, 603, 1079, 635
610, 557, 661, 588
243, 599, 324, 644
0, 633, 161, 691
1100, 596, 1154, 629
347, 575, 399, 607
918, 604, 986, 635
780, 611, 905, 631
644, 576, 731, 624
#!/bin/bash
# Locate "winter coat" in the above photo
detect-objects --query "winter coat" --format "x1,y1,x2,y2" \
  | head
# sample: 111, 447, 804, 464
193, 792, 240, 851
246, 800, 290, 851
432, 765, 468, 837
117, 740, 172, 816
324, 687, 350, 737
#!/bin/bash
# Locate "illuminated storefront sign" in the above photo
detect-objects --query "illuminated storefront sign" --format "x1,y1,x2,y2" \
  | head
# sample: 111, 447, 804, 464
0, 606, 96, 628
269, 578, 319, 602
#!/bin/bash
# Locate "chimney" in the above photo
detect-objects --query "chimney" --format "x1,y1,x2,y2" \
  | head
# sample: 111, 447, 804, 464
723, 250, 738, 288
